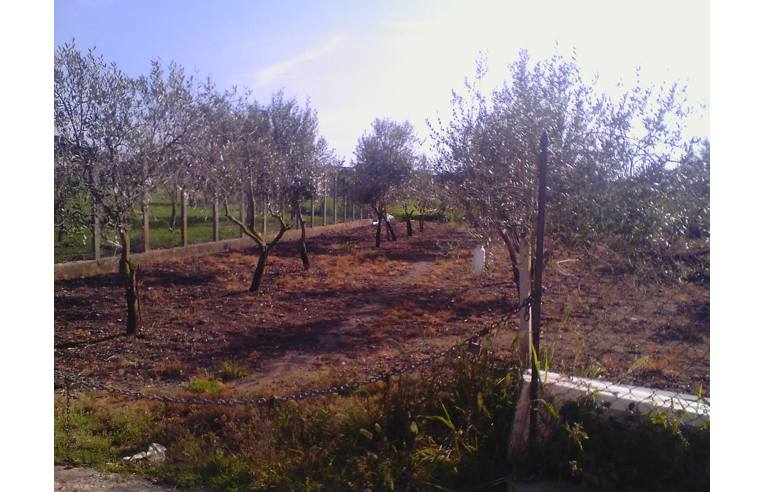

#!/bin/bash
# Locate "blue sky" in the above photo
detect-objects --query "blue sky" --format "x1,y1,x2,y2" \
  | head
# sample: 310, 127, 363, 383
55, 0, 709, 161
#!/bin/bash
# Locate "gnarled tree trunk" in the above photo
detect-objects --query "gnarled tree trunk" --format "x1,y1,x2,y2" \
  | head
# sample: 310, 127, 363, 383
403, 203, 413, 237
168, 187, 177, 231
383, 207, 397, 241
296, 206, 310, 270
375, 207, 383, 247
250, 248, 269, 292
118, 229, 141, 336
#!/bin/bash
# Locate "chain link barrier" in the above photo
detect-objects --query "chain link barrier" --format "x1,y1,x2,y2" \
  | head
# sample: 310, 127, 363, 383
55, 296, 535, 407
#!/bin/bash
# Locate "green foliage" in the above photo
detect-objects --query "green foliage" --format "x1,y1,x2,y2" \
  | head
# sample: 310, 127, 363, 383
218, 361, 249, 381
352, 118, 418, 210
55, 397, 159, 466
555, 139, 710, 279
431, 50, 707, 280
55, 352, 709, 491
188, 376, 225, 394
539, 397, 709, 491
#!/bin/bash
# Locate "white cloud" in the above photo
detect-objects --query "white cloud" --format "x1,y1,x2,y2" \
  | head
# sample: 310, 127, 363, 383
254, 33, 346, 88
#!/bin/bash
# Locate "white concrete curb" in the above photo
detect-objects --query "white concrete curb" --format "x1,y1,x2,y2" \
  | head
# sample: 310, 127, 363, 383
523, 369, 710, 427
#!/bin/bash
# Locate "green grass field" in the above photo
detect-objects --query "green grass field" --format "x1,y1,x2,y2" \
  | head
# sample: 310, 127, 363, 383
54, 193, 362, 263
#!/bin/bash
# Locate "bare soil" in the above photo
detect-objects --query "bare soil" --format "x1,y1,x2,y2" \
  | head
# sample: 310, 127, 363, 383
54, 222, 710, 397
54, 466, 183, 491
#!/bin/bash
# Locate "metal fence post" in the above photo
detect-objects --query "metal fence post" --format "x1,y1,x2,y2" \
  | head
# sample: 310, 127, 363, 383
323, 179, 328, 226
142, 197, 150, 252
212, 194, 220, 242
239, 188, 245, 238
333, 173, 338, 224
181, 188, 188, 247
529, 132, 549, 452
91, 204, 101, 261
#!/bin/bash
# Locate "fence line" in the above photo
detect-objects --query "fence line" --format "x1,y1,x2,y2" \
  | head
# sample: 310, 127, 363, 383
55, 296, 534, 406
54, 218, 371, 280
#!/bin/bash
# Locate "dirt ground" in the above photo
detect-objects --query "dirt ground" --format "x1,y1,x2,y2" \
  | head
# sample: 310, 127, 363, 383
54, 222, 710, 397
54, 466, 184, 492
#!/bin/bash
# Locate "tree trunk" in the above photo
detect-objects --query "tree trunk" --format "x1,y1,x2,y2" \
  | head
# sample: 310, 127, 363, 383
169, 189, 177, 231
310, 198, 315, 228
419, 214, 424, 232
375, 208, 383, 247
517, 236, 532, 365
343, 194, 347, 222
403, 203, 412, 237
384, 211, 397, 241
296, 207, 310, 270
247, 185, 257, 231
250, 248, 269, 292
118, 229, 140, 336
262, 194, 268, 235
212, 195, 220, 242
142, 198, 150, 252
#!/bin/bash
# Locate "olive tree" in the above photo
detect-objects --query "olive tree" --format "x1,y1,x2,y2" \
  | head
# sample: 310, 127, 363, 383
54, 42, 194, 335
217, 95, 293, 293
54, 136, 93, 245
430, 51, 694, 289
267, 92, 322, 270
395, 156, 436, 236
352, 119, 417, 247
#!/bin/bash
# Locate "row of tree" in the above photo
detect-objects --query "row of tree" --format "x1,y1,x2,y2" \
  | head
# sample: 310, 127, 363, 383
54, 42, 436, 335
56, 43, 709, 337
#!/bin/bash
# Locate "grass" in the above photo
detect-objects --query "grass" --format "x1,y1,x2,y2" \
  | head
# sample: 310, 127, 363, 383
55, 348, 709, 491
54, 191, 364, 263
219, 361, 249, 381
187, 375, 225, 394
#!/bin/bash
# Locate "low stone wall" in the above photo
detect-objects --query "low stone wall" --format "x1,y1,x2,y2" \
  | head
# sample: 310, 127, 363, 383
54, 219, 370, 281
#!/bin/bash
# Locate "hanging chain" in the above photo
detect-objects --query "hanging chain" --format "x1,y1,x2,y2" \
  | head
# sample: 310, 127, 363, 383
55, 295, 534, 407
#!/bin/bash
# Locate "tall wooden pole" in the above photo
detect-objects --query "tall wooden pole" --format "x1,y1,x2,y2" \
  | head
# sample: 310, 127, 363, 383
529, 132, 549, 452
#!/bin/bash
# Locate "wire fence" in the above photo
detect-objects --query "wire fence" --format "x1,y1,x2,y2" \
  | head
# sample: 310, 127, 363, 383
54, 286, 709, 431
54, 296, 535, 406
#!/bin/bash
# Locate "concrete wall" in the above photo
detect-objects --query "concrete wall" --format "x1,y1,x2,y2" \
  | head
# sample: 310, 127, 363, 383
54, 219, 370, 281
522, 369, 710, 427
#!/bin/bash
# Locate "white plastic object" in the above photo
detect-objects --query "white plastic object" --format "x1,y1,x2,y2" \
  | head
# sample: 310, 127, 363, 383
472, 245, 486, 274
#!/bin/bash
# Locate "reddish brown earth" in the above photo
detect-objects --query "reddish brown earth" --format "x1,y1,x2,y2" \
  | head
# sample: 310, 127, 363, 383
54, 222, 710, 397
